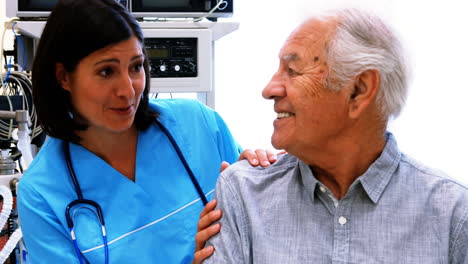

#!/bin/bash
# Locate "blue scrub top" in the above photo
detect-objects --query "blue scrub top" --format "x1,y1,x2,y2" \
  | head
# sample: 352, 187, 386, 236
17, 99, 242, 263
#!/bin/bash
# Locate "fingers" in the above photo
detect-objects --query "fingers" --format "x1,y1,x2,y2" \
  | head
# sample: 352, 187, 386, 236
219, 161, 230, 173
239, 149, 284, 167
238, 149, 274, 167
192, 245, 215, 264
238, 149, 259, 166
265, 149, 278, 165
195, 222, 221, 250
194, 200, 222, 263
198, 199, 217, 221
254, 149, 271, 167
198, 208, 222, 232
197, 200, 222, 251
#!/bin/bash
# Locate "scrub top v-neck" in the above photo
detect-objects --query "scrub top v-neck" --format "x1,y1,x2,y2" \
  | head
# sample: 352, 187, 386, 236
17, 98, 242, 263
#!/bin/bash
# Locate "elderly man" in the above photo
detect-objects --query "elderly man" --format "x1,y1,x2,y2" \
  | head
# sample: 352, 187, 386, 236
203, 8, 468, 264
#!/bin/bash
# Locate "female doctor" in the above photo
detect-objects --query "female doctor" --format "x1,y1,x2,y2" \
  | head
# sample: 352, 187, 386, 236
16, 0, 275, 263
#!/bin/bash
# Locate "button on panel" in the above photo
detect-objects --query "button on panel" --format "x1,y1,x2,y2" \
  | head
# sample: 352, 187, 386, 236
145, 37, 198, 78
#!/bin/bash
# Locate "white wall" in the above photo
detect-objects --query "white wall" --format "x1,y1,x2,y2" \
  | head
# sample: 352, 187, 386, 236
0, 1, 4, 20
215, 0, 468, 184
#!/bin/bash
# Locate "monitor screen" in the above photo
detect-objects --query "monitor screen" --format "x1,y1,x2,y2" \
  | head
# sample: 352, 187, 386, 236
132, 0, 202, 12
139, 0, 191, 8
19, 0, 59, 11
15, 0, 232, 18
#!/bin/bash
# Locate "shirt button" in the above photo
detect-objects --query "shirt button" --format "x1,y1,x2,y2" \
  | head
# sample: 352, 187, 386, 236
319, 186, 326, 193
338, 216, 347, 225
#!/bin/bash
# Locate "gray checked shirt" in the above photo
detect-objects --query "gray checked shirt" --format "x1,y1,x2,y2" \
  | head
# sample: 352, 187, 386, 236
204, 133, 468, 263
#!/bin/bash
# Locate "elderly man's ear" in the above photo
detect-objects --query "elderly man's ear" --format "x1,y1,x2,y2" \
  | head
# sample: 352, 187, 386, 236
348, 69, 380, 119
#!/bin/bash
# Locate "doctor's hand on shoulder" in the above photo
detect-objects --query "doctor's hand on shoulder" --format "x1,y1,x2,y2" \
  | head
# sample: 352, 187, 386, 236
192, 149, 283, 263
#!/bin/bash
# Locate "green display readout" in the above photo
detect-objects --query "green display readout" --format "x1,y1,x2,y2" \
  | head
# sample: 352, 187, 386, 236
147, 48, 170, 58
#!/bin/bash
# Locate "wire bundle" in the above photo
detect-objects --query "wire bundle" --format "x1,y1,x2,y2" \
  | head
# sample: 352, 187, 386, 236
0, 72, 42, 142
1, 20, 42, 143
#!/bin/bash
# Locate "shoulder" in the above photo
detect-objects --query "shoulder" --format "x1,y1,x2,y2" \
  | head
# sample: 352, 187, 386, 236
149, 98, 212, 117
148, 98, 220, 128
148, 98, 233, 136
218, 154, 299, 190
399, 153, 468, 194
384, 133, 467, 201
398, 154, 468, 229
20, 137, 64, 184
18, 137, 66, 207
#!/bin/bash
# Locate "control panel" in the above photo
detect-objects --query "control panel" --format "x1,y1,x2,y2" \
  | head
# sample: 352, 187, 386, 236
144, 38, 197, 78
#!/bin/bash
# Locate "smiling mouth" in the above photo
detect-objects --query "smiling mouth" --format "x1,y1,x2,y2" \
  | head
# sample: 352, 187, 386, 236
277, 112, 295, 119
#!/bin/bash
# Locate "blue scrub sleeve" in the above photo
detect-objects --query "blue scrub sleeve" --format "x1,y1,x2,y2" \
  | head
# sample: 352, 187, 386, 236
196, 102, 242, 164
17, 182, 78, 263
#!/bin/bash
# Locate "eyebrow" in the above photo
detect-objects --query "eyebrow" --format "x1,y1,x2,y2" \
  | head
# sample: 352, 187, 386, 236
281, 53, 299, 62
94, 55, 144, 66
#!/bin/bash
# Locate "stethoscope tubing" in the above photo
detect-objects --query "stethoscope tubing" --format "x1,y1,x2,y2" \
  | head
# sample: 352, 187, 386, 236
64, 142, 109, 264
154, 118, 209, 205
63, 118, 207, 263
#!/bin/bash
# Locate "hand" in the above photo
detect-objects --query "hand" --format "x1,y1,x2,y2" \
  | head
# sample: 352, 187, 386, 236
238, 149, 283, 167
193, 200, 222, 264
219, 161, 230, 172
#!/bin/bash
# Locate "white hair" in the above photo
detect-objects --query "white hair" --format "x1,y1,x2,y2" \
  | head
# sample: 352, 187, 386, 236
323, 8, 410, 120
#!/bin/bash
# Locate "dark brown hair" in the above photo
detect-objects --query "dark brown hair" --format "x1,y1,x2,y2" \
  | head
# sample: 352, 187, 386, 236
32, 0, 155, 144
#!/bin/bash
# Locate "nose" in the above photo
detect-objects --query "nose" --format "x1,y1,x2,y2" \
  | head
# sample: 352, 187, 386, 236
116, 72, 136, 98
262, 71, 286, 100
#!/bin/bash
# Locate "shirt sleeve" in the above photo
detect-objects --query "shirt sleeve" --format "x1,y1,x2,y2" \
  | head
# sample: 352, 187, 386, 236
450, 206, 468, 264
17, 181, 79, 263
203, 170, 250, 263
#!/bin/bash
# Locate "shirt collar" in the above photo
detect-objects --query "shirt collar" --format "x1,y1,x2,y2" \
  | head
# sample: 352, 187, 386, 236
297, 132, 401, 204
298, 160, 319, 203
355, 132, 401, 204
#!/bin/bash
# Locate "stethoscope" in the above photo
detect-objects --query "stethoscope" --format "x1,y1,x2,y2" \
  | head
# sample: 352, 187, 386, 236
64, 118, 208, 264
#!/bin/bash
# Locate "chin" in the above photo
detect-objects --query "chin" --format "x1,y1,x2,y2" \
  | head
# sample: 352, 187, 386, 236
107, 122, 135, 133
271, 135, 287, 151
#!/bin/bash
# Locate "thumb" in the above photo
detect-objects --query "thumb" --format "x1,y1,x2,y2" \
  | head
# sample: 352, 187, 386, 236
219, 161, 230, 172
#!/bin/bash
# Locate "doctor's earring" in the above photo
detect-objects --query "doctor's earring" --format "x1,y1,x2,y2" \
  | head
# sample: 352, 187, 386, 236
68, 111, 74, 119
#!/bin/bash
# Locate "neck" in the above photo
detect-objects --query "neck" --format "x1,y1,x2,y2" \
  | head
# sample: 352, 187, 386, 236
311, 134, 385, 199
77, 127, 138, 181
296, 118, 387, 200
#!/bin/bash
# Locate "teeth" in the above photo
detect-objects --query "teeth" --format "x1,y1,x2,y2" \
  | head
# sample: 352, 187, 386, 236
277, 112, 295, 119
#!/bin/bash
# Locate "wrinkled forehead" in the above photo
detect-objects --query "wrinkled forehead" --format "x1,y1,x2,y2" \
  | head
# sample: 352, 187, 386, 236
279, 18, 337, 63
